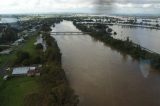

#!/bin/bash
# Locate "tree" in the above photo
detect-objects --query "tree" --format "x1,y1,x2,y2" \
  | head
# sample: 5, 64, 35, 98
50, 84, 79, 106
36, 43, 43, 50
32, 56, 42, 64
0, 26, 18, 43
95, 24, 106, 29
15, 51, 30, 64
156, 24, 159, 27
41, 23, 51, 32
107, 28, 113, 33
113, 32, 117, 35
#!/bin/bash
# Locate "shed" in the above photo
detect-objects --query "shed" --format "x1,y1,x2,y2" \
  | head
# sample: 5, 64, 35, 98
12, 67, 36, 76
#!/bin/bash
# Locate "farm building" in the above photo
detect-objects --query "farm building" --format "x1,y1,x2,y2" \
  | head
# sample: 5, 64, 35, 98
12, 66, 40, 76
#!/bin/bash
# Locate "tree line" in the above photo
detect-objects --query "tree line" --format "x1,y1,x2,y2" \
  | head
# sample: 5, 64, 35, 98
24, 21, 79, 106
73, 20, 160, 70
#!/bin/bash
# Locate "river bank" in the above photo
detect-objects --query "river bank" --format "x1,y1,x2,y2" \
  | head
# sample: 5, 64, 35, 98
0, 18, 78, 106
73, 21, 160, 70
52, 20, 160, 106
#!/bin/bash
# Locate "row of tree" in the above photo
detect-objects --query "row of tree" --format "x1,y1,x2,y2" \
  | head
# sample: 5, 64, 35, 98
73, 19, 160, 70
25, 21, 79, 106
0, 26, 18, 44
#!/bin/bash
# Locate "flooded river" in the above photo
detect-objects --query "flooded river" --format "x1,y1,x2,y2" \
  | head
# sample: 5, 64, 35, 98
51, 21, 160, 106
0, 18, 18, 23
110, 25, 160, 54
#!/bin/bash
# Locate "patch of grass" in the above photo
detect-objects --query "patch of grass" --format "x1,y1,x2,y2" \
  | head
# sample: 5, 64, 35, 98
0, 77, 39, 106
21, 35, 37, 57
0, 55, 8, 67
0, 33, 40, 106
0, 33, 38, 68
0, 53, 16, 68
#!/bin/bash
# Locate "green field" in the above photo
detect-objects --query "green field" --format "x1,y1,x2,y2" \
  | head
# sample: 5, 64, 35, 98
0, 33, 38, 68
0, 77, 39, 106
21, 35, 37, 56
0, 33, 40, 106
0, 50, 16, 68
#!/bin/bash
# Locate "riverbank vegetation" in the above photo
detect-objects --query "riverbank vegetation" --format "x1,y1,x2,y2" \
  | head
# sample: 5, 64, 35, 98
12, 33, 43, 66
24, 23, 78, 105
0, 18, 78, 106
73, 21, 160, 70
0, 32, 40, 106
35, 22, 78, 105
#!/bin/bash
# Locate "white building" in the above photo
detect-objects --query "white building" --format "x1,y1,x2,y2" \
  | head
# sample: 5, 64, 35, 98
12, 67, 36, 76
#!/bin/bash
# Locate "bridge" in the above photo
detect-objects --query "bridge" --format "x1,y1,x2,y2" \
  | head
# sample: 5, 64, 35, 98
50, 31, 160, 55
51, 32, 91, 35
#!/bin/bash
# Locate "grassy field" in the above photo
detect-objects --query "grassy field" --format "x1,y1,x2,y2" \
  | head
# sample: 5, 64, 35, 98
0, 77, 39, 106
0, 55, 9, 67
0, 49, 17, 67
0, 33, 40, 106
21, 35, 37, 56
0, 34, 38, 68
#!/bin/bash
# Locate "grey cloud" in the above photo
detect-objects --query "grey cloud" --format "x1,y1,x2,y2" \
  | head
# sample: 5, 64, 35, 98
93, 0, 160, 14
94, 0, 160, 4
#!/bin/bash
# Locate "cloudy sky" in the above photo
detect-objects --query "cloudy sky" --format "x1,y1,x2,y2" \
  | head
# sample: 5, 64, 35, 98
0, 0, 160, 15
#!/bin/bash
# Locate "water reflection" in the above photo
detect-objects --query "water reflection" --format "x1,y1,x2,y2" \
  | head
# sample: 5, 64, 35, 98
34, 34, 46, 52
139, 60, 151, 78
0, 18, 18, 23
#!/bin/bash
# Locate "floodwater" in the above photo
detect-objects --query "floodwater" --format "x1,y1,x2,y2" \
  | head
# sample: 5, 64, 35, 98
51, 20, 160, 106
0, 18, 18, 23
34, 34, 47, 52
110, 25, 160, 54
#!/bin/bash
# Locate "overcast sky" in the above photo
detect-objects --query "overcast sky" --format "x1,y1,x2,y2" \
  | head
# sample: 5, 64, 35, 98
0, 0, 160, 15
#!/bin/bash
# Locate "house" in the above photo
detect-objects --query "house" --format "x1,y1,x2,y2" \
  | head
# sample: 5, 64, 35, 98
12, 67, 33, 76
12, 66, 40, 77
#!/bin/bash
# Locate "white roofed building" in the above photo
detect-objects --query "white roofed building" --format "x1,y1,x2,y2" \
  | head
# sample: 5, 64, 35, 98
12, 67, 36, 76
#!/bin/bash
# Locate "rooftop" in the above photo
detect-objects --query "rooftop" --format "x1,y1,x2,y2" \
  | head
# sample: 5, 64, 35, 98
12, 67, 36, 75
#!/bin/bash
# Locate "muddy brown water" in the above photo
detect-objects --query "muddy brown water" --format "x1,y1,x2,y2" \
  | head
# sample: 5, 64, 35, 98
51, 20, 160, 106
